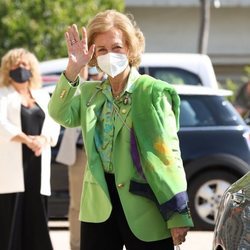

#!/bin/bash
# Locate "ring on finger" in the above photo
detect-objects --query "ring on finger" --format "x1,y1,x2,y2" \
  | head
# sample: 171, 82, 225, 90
71, 39, 77, 45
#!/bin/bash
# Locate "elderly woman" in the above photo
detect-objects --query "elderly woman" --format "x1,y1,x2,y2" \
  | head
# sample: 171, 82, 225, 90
48, 10, 193, 250
0, 48, 60, 250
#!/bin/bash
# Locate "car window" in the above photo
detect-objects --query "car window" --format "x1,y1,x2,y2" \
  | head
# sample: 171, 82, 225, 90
180, 98, 216, 127
180, 95, 245, 127
139, 67, 202, 85
180, 101, 200, 126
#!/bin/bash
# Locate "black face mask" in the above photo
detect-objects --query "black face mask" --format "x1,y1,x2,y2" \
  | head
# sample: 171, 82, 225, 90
9, 67, 32, 83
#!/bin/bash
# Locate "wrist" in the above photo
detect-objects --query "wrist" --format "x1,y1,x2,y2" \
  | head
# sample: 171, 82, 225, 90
63, 71, 80, 87
41, 135, 50, 145
25, 136, 33, 145
63, 70, 78, 83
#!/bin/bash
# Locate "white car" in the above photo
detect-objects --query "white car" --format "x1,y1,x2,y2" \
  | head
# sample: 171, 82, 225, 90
140, 53, 219, 89
39, 53, 219, 89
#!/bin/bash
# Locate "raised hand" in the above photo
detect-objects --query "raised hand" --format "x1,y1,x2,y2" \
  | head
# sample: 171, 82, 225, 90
64, 24, 95, 82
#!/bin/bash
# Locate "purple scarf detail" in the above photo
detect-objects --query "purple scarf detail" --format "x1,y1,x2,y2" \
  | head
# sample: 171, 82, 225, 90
130, 127, 146, 179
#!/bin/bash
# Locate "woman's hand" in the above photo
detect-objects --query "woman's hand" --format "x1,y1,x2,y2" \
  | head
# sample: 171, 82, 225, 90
27, 135, 48, 157
171, 227, 189, 245
11, 133, 44, 157
64, 24, 95, 82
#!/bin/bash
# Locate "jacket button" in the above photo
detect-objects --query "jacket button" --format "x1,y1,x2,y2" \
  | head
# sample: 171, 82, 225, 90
117, 183, 125, 188
121, 109, 126, 114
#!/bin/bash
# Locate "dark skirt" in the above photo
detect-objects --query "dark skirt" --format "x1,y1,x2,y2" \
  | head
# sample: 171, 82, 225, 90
0, 104, 53, 250
0, 152, 53, 250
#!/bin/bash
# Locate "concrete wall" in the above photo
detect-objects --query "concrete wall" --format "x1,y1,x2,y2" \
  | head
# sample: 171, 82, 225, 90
125, 0, 250, 7
125, 2, 250, 84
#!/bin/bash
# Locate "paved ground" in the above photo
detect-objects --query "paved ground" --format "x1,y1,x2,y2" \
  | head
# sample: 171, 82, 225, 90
50, 226, 214, 250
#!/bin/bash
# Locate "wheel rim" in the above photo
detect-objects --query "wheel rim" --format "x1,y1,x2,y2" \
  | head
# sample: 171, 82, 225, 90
194, 179, 231, 225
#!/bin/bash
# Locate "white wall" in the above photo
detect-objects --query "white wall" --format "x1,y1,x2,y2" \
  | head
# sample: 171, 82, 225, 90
126, 7, 200, 53
125, 5, 250, 83
125, 0, 250, 7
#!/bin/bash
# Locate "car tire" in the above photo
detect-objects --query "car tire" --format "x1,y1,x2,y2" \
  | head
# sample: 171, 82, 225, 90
188, 170, 238, 230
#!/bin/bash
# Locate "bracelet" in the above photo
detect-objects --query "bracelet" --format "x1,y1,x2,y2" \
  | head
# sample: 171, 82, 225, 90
63, 71, 79, 86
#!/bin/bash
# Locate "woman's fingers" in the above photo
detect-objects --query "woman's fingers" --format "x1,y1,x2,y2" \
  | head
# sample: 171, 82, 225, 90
171, 227, 189, 245
71, 24, 80, 43
34, 148, 42, 157
81, 26, 95, 60
65, 31, 71, 51
65, 25, 88, 52
87, 44, 95, 61
64, 24, 94, 74
67, 24, 79, 45
81, 27, 88, 51
65, 24, 81, 51
26, 135, 45, 155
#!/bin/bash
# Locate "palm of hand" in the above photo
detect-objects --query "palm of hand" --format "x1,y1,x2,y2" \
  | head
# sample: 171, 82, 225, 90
65, 24, 95, 72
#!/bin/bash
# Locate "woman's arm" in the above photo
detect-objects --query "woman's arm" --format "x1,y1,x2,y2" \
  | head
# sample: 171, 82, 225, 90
48, 74, 82, 128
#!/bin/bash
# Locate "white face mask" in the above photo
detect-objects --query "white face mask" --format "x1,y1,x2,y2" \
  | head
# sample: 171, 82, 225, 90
97, 52, 129, 78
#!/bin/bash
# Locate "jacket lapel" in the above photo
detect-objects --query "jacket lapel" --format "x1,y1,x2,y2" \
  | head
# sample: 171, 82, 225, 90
84, 91, 108, 185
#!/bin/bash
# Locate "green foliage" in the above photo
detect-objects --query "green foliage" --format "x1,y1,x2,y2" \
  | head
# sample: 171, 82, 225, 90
242, 65, 250, 81
224, 79, 239, 102
0, 0, 124, 61
223, 65, 250, 103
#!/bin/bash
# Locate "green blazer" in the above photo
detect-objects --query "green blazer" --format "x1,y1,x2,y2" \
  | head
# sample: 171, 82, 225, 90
48, 74, 193, 242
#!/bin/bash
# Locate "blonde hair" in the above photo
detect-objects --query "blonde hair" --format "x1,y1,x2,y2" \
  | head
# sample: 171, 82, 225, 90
0, 48, 42, 88
87, 9, 145, 68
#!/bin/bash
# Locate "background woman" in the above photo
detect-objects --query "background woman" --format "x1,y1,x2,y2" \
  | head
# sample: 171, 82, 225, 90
0, 48, 60, 250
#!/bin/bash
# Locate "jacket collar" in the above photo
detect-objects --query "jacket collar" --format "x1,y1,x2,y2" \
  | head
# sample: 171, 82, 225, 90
85, 68, 141, 146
